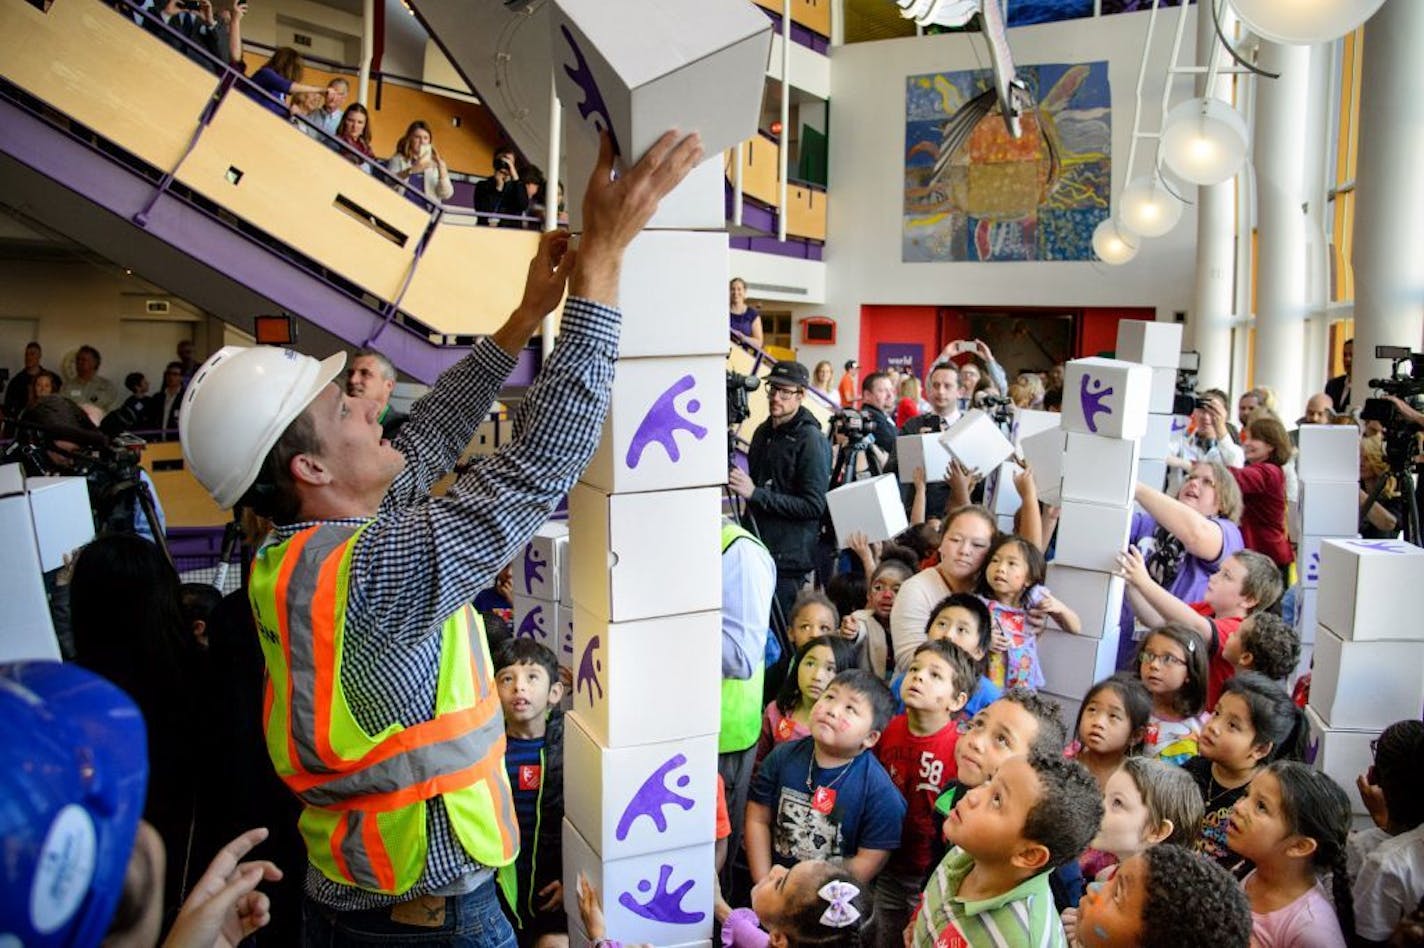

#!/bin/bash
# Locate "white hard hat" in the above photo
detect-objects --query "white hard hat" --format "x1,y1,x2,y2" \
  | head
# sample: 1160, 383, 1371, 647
179, 345, 346, 508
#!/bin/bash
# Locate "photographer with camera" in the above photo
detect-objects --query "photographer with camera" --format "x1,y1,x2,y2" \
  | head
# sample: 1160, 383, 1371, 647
900, 361, 963, 519
728, 361, 832, 626
1169, 389, 1244, 473
474, 145, 532, 227
859, 371, 900, 462
1358, 348, 1424, 544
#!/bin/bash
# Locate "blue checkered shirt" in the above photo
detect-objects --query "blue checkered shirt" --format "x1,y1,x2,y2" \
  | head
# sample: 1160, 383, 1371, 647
264, 297, 619, 911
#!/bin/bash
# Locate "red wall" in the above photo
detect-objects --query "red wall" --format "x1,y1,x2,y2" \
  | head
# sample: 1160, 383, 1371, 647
1080, 308, 1155, 359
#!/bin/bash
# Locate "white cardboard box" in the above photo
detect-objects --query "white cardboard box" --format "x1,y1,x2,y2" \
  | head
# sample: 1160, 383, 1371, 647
1317, 537, 1424, 641
1038, 627, 1122, 700
1298, 535, 1359, 589
1294, 586, 1318, 645
939, 409, 1014, 478
1042, 690, 1084, 735
563, 818, 714, 945
1061, 358, 1153, 440
560, 608, 576, 667
571, 606, 722, 747
25, 476, 95, 572
1298, 480, 1359, 538
1139, 414, 1176, 460
1304, 706, 1379, 816
1010, 407, 1061, 444
516, 521, 569, 601
1297, 425, 1361, 483
512, 594, 561, 653
583, 356, 728, 494
896, 431, 953, 485
0, 495, 61, 663
1308, 625, 1424, 730
1147, 366, 1177, 415
1019, 428, 1064, 505
1052, 501, 1135, 573
554, 0, 770, 230
569, 484, 721, 623
1115, 320, 1182, 369
613, 231, 730, 358
826, 474, 909, 547
985, 462, 1022, 518
564, 714, 717, 860
1045, 564, 1125, 639
1062, 433, 1141, 507
1137, 458, 1168, 494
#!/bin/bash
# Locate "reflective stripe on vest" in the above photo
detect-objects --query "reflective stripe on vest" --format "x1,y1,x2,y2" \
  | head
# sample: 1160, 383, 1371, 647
251, 523, 519, 895
719, 523, 767, 754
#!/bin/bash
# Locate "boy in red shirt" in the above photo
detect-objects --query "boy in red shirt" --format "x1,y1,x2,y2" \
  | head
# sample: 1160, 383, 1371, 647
1118, 546, 1283, 710
868, 639, 977, 945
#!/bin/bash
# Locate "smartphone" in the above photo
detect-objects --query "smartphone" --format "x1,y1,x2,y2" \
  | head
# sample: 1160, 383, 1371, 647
418, 142, 433, 161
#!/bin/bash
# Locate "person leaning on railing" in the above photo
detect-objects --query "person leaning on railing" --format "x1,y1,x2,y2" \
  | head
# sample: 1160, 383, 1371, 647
247, 46, 327, 119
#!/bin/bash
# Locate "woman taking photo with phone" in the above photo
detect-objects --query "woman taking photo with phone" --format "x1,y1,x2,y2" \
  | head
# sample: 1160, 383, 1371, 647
386, 120, 454, 205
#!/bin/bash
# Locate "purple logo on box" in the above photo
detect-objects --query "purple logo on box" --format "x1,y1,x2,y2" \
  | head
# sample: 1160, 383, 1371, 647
516, 605, 545, 641
1348, 540, 1411, 554
1305, 552, 1320, 584
619, 865, 704, 925
577, 634, 604, 704
626, 374, 707, 470
616, 753, 694, 840
562, 619, 574, 657
522, 544, 546, 595
1078, 375, 1114, 433
560, 25, 621, 157
1171, 416, 1188, 433
1305, 732, 1320, 765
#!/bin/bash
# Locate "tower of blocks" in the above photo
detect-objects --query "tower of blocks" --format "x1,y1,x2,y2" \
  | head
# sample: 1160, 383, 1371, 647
514, 521, 575, 674
1288, 424, 1361, 680
984, 408, 1060, 535
1033, 344, 1162, 723
1305, 538, 1424, 818
1115, 319, 1185, 494
552, 3, 771, 945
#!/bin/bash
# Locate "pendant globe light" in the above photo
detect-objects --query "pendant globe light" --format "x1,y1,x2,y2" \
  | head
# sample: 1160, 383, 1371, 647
1230, 0, 1387, 45
1119, 174, 1184, 237
1092, 218, 1140, 265
1160, 96, 1250, 186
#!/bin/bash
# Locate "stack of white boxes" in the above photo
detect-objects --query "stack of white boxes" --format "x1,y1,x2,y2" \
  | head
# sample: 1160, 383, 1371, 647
1116, 320, 1184, 494
984, 408, 1061, 534
1036, 355, 1153, 723
553, 3, 770, 945
1290, 425, 1362, 681
513, 521, 574, 671
0, 463, 92, 663
1305, 538, 1424, 817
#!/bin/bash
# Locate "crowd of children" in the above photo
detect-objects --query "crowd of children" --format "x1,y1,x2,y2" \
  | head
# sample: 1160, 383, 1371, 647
481, 500, 1423, 948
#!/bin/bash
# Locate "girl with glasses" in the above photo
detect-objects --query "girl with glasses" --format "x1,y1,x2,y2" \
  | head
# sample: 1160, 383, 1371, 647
1135, 622, 1209, 766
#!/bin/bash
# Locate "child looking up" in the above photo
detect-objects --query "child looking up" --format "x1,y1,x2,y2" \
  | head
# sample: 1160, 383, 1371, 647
1228, 762, 1352, 947
1222, 612, 1302, 685
757, 636, 854, 765
913, 593, 1000, 715
977, 534, 1080, 689
746, 669, 906, 885
1187, 671, 1304, 869
842, 549, 917, 677
787, 591, 839, 651
1351, 719, 1424, 943
1135, 624, 1210, 765
869, 641, 977, 944
1068, 674, 1151, 789
1075, 843, 1254, 947
1118, 547, 1283, 709
492, 639, 568, 947
909, 753, 1104, 947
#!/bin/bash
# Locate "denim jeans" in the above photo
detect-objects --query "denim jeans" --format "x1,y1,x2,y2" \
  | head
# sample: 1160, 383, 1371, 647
302, 880, 518, 948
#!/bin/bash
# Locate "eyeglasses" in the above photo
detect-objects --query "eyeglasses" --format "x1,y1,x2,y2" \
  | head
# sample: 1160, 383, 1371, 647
767, 384, 802, 398
1139, 649, 1187, 669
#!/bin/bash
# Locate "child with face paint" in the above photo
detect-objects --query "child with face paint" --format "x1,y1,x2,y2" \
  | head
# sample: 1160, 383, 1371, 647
1066, 675, 1151, 790
1227, 762, 1352, 947
841, 550, 917, 678
885, 592, 1000, 717
756, 636, 855, 766
976, 535, 1081, 690
1062, 757, 1204, 941
1074, 844, 1253, 948
746, 670, 906, 886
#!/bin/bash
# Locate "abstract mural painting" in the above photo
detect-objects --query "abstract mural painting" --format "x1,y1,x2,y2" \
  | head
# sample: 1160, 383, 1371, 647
903, 60, 1111, 262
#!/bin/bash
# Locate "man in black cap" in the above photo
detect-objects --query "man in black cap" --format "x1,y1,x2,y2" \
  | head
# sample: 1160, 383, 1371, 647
728, 360, 832, 626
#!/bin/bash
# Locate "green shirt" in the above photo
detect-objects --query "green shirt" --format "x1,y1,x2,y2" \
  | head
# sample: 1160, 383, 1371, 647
910, 847, 1065, 948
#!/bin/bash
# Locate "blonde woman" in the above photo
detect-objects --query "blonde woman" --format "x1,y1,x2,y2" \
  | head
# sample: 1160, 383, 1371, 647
729, 277, 764, 347
894, 375, 926, 428
386, 120, 454, 204
811, 360, 836, 400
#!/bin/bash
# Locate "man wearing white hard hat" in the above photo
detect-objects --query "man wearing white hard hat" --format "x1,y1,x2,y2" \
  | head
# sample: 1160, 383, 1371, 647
178, 130, 703, 943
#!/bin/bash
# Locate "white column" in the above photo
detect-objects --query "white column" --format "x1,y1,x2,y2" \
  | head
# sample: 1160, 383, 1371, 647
1252, 41, 1314, 415
1188, 2, 1237, 393
1352, 0, 1424, 399
357, 0, 374, 106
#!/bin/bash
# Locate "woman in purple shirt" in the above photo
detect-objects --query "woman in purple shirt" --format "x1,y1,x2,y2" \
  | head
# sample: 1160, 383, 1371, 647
1118, 460, 1245, 659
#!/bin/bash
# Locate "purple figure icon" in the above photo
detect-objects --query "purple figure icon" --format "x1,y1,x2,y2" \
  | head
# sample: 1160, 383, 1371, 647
616, 754, 694, 841
560, 26, 621, 157
1305, 552, 1320, 584
1171, 416, 1188, 433
577, 635, 604, 704
562, 620, 574, 658
626, 375, 707, 470
516, 605, 545, 641
619, 864, 705, 925
1304, 733, 1320, 765
522, 544, 547, 595
1348, 539, 1411, 554
1078, 375, 1115, 433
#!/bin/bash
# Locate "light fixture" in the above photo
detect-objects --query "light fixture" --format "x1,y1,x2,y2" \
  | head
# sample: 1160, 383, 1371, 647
1160, 96, 1250, 187
1119, 174, 1183, 238
1092, 218, 1140, 265
1230, 0, 1386, 45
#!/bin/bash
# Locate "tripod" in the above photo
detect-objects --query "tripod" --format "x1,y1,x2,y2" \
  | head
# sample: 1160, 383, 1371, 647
829, 431, 882, 488
1362, 463, 1422, 547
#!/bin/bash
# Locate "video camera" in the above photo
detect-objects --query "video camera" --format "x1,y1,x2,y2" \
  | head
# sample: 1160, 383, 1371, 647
830, 407, 880, 447
726, 369, 760, 428
1174, 350, 1202, 416
972, 391, 1015, 431
1361, 345, 1424, 472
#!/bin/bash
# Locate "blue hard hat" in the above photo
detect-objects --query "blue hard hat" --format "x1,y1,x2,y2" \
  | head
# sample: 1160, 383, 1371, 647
0, 662, 148, 947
